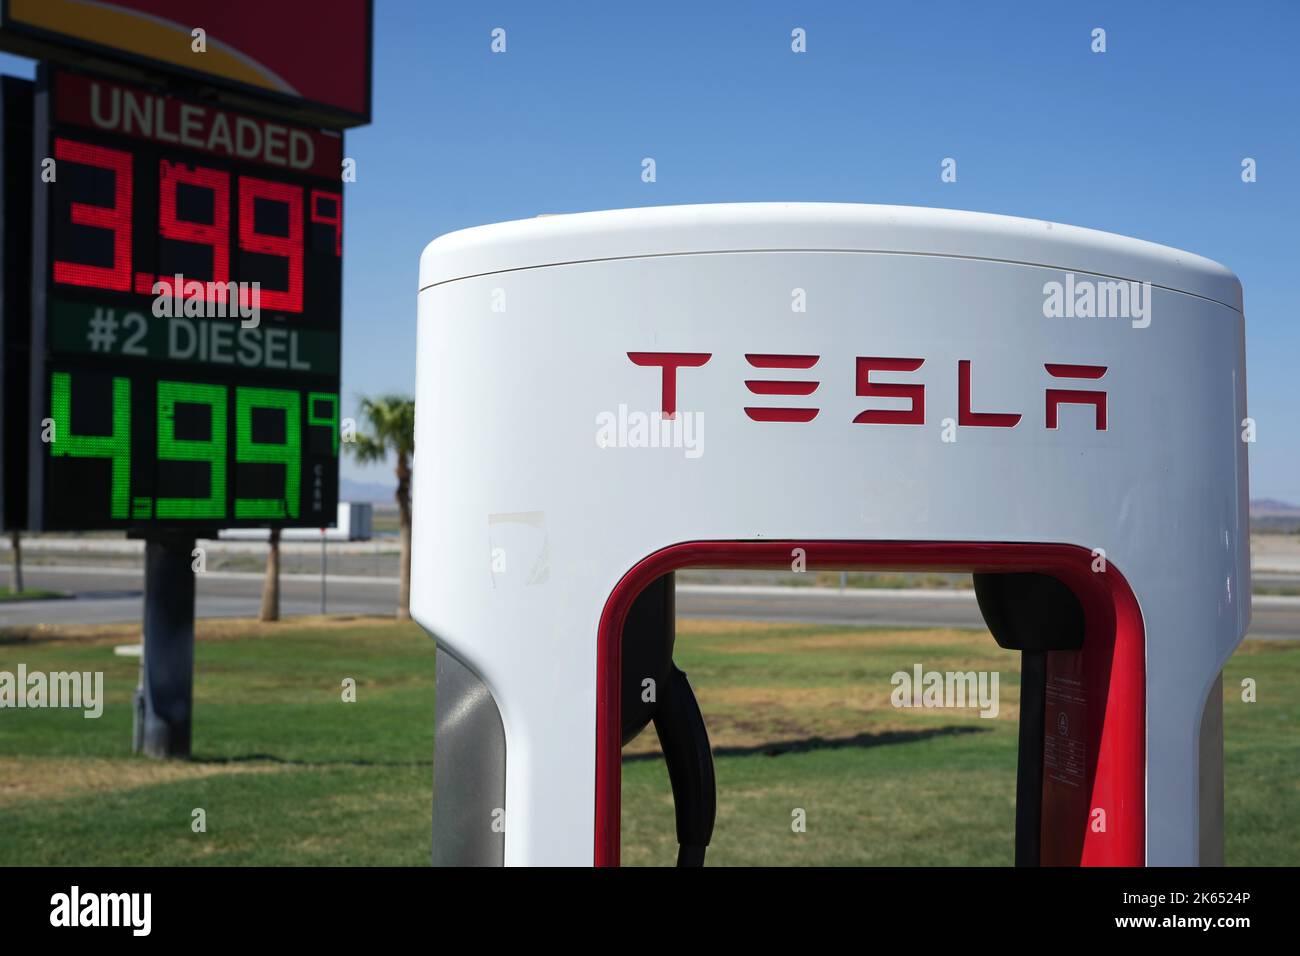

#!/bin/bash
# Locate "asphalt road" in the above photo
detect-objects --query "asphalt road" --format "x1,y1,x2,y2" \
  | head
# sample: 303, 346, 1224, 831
1, 565, 398, 627
4, 565, 1299, 640
678, 584, 1300, 641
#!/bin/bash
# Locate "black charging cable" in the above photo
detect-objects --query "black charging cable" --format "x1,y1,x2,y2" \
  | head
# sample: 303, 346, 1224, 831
653, 664, 716, 866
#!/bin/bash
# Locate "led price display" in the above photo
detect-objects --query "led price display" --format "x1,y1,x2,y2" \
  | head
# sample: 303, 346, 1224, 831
29, 67, 343, 530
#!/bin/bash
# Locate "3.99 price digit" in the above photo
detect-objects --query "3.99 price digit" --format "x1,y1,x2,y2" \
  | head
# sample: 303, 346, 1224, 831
239, 176, 303, 313
156, 162, 231, 301
52, 138, 133, 292
51, 138, 314, 315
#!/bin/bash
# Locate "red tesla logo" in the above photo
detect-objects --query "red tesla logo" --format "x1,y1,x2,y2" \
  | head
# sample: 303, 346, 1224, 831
744, 354, 820, 422
627, 351, 1107, 430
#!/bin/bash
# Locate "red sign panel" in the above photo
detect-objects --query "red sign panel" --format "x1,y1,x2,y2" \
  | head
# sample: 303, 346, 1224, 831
54, 71, 342, 179
0, 0, 371, 127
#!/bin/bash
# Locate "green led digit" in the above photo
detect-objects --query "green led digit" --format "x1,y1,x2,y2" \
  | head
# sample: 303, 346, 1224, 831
49, 371, 131, 519
155, 381, 228, 519
234, 386, 300, 519
307, 391, 340, 456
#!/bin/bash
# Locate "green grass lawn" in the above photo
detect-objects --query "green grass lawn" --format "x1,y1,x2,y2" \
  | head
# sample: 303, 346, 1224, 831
0, 616, 1295, 865
0, 617, 436, 865
0, 588, 67, 602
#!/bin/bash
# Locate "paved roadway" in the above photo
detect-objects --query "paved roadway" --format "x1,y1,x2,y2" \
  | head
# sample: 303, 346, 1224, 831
3, 565, 1298, 640
676, 584, 1300, 641
0, 565, 396, 627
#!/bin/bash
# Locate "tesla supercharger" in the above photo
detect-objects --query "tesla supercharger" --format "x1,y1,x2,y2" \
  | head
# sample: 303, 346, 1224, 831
413, 204, 1249, 867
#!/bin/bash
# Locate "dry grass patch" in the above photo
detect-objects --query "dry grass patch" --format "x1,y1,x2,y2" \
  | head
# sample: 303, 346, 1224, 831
625, 681, 1018, 755
0, 614, 414, 648
707, 627, 996, 655
676, 619, 817, 637
0, 755, 290, 806
619, 624, 1022, 756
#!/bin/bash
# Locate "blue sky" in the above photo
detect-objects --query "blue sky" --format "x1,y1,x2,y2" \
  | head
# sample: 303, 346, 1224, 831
5, 1, 1298, 498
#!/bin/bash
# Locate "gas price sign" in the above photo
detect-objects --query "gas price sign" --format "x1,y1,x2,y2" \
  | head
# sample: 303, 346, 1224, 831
28, 66, 343, 530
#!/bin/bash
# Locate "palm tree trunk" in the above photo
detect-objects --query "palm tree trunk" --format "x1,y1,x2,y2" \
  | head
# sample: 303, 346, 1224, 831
8, 530, 22, 594
397, 513, 412, 620
260, 527, 281, 621
396, 453, 412, 620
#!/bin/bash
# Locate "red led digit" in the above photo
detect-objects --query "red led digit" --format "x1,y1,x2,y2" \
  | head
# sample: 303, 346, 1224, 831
310, 189, 342, 256
157, 160, 230, 300
238, 175, 303, 313
52, 138, 133, 291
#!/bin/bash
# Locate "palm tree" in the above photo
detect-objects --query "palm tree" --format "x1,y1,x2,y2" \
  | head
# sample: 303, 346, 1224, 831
8, 530, 23, 594
259, 526, 281, 621
349, 395, 415, 619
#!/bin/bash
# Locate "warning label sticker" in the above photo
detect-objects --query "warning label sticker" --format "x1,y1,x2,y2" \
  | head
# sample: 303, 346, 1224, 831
1044, 670, 1087, 789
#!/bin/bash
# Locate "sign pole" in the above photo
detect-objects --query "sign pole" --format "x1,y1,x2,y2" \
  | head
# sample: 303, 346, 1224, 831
135, 533, 196, 758
320, 529, 327, 614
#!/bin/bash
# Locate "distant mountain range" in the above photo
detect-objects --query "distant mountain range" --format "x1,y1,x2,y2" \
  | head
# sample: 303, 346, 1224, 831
1252, 498, 1300, 517
1250, 499, 1300, 533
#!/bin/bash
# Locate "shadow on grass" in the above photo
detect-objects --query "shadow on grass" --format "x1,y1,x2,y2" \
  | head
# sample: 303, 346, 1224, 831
191, 753, 429, 769
0, 629, 69, 645
0, 590, 73, 603
624, 724, 989, 762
